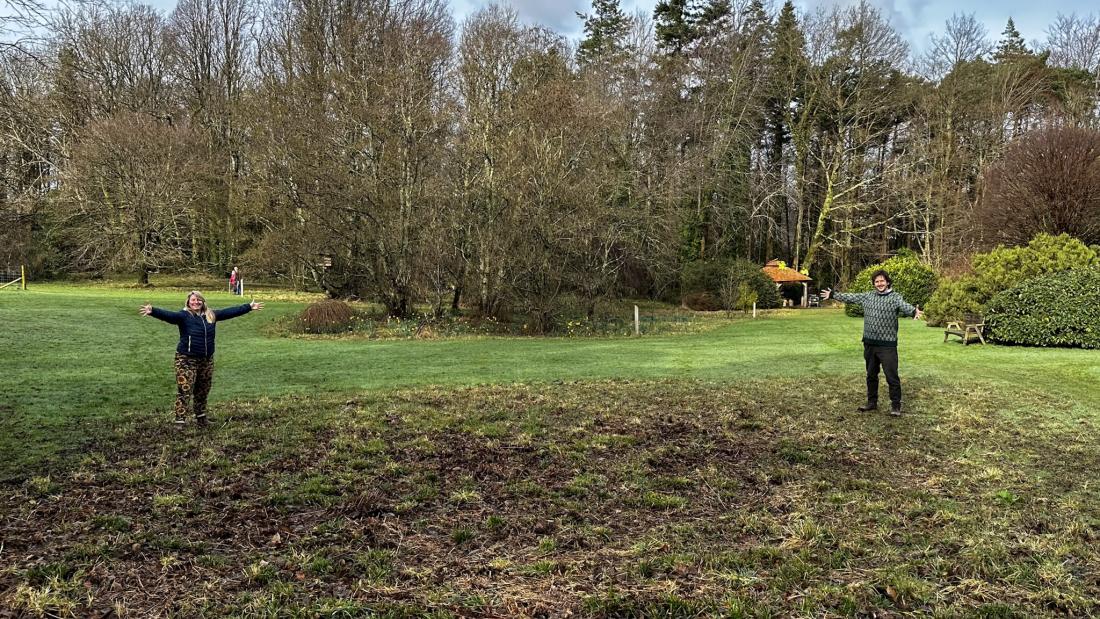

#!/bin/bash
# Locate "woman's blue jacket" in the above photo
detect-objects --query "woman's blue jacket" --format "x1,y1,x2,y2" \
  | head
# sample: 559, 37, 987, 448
150, 304, 252, 358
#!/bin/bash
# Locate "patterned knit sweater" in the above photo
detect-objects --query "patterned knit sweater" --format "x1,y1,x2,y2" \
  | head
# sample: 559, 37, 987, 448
832, 288, 918, 347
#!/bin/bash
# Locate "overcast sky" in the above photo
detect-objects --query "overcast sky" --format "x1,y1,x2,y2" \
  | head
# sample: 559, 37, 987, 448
117, 0, 1097, 53
448, 0, 1097, 53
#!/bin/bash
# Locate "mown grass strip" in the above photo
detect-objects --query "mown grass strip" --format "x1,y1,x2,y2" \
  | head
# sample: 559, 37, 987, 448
3, 284, 1097, 478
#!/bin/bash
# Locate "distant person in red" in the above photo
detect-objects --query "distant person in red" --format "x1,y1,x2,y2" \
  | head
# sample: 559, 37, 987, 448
140, 290, 263, 428
229, 267, 239, 295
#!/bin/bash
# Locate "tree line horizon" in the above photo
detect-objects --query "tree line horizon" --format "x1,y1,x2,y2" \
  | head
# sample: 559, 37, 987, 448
2, 0, 1099, 327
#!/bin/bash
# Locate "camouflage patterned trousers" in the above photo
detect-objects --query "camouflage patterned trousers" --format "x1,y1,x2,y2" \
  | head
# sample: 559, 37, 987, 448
174, 353, 214, 423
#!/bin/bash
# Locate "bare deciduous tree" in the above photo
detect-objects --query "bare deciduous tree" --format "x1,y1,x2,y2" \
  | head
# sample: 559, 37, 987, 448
798, 1, 911, 280
978, 125, 1100, 246
1045, 13, 1100, 73
2, 0, 48, 57
253, 0, 452, 315
0, 46, 52, 270
920, 13, 990, 79
60, 114, 210, 283
453, 6, 548, 317
167, 0, 259, 267
53, 3, 172, 117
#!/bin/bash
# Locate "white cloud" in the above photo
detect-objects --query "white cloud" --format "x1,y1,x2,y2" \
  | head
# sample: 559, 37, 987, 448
507, 0, 588, 34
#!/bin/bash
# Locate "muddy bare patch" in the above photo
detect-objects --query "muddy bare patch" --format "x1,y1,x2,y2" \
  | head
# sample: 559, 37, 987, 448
2, 379, 1098, 616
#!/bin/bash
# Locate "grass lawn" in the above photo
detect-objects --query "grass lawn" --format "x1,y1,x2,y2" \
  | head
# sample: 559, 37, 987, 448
1, 283, 1098, 616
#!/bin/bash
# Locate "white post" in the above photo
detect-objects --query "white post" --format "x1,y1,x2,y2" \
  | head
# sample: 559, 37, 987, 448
802, 282, 808, 307
240, 279, 244, 297
752, 302, 756, 318
21, 265, 26, 290
634, 305, 640, 336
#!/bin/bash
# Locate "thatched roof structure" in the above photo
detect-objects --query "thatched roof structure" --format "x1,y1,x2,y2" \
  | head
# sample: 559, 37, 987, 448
762, 259, 812, 284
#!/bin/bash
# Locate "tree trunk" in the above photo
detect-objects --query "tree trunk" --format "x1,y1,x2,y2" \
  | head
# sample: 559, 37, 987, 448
451, 283, 463, 313
802, 179, 834, 276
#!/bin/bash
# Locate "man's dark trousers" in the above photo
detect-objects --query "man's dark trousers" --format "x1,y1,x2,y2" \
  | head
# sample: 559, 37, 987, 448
863, 344, 900, 407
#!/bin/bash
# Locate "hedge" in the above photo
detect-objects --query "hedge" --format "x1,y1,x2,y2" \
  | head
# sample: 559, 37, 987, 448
985, 268, 1100, 348
926, 234, 1100, 326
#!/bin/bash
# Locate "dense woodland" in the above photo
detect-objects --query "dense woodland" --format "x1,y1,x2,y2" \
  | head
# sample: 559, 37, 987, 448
2, 0, 1099, 325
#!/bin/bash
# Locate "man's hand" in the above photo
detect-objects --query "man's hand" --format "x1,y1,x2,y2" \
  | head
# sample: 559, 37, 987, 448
139, 303, 152, 316
249, 299, 264, 311
820, 288, 831, 301
914, 305, 924, 320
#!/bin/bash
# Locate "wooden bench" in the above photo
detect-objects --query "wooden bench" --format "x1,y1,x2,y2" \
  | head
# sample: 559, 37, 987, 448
944, 313, 985, 345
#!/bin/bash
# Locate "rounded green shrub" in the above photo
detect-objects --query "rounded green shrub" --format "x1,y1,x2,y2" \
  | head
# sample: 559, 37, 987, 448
727, 281, 758, 312
971, 233, 1100, 301
724, 259, 780, 309
844, 251, 938, 317
925, 233, 1100, 325
923, 276, 982, 327
985, 268, 1100, 348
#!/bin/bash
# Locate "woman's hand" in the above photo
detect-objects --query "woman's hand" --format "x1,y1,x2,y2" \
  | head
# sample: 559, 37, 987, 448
250, 299, 264, 311
820, 289, 831, 301
140, 303, 152, 316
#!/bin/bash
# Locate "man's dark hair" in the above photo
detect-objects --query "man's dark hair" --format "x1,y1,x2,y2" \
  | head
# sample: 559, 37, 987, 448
871, 269, 892, 285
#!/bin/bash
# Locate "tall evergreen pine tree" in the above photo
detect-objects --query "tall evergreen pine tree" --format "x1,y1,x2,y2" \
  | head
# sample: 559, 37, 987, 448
577, 0, 630, 67
994, 18, 1031, 62
654, 0, 695, 55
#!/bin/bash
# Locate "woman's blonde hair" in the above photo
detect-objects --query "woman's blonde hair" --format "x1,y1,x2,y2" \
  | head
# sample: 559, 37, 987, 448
185, 291, 216, 323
